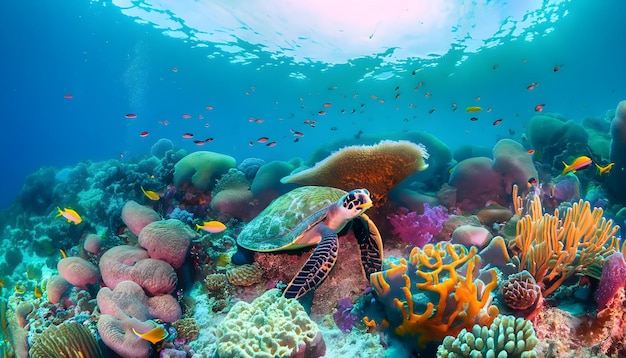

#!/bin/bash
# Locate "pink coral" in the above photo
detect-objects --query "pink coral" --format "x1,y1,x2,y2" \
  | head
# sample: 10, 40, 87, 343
138, 219, 195, 269
99, 245, 178, 295
594, 251, 626, 310
97, 280, 181, 322
387, 203, 449, 247
83, 233, 102, 254
46, 274, 70, 304
121, 200, 160, 236
57, 256, 100, 289
449, 157, 506, 211
97, 314, 153, 358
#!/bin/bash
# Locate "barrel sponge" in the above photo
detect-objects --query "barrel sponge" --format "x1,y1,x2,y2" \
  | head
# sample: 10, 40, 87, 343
214, 289, 326, 358
492, 139, 538, 194
138, 219, 196, 269
608, 100, 626, 202
173, 151, 236, 191
436, 315, 539, 358
526, 115, 588, 150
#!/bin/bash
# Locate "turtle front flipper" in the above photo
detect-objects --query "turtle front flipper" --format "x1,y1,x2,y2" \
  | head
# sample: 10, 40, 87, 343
283, 225, 338, 299
352, 214, 383, 278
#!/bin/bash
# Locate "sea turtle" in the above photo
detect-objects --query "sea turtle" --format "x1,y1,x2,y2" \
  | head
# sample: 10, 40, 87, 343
235, 186, 383, 299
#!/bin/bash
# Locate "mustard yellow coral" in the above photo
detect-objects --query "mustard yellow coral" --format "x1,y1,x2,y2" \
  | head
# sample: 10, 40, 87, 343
370, 242, 499, 347
510, 189, 619, 297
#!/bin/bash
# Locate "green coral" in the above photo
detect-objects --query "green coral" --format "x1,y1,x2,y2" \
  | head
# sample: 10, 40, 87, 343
436, 315, 538, 358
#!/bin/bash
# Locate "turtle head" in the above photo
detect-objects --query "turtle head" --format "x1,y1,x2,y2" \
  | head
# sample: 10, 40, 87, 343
340, 189, 373, 218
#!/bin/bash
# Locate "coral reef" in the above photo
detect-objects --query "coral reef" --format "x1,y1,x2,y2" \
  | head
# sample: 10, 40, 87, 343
214, 289, 326, 358
173, 151, 236, 191
436, 315, 539, 358
369, 242, 499, 348
281, 140, 429, 206
387, 203, 449, 247
29, 322, 103, 358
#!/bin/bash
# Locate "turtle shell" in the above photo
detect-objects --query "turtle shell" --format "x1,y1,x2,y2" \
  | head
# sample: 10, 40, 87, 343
237, 186, 347, 252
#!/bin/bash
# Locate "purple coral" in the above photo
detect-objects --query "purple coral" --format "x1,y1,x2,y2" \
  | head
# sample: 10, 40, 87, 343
594, 251, 626, 309
333, 297, 358, 333
387, 203, 449, 247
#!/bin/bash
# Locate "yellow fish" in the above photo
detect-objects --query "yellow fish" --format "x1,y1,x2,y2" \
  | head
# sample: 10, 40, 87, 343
55, 207, 82, 225
59, 249, 68, 259
34, 285, 43, 299
196, 220, 227, 233
215, 254, 230, 268
465, 106, 483, 113
0, 277, 4, 288
132, 324, 169, 344
595, 162, 614, 175
14, 284, 26, 295
141, 186, 160, 201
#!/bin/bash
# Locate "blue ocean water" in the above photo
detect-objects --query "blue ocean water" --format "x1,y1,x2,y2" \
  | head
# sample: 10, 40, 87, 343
1, 0, 624, 210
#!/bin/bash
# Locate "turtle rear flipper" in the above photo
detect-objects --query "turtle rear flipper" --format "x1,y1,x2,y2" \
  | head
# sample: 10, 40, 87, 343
352, 214, 383, 278
283, 225, 338, 299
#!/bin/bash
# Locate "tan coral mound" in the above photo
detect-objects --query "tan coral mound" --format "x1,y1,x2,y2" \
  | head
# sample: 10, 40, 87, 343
281, 140, 429, 206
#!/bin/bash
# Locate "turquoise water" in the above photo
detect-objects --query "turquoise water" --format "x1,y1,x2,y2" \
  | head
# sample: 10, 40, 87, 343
1, 1, 626, 357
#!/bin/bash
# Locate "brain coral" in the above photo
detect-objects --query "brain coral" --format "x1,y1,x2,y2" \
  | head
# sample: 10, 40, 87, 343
138, 219, 196, 269
173, 151, 236, 191
214, 289, 326, 358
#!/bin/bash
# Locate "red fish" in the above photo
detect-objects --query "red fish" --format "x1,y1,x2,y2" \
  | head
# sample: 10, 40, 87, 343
182, 133, 194, 139
205, 138, 214, 143
493, 119, 503, 126
125, 114, 137, 119
527, 149, 535, 155
527, 82, 539, 90
291, 130, 304, 137
318, 111, 326, 115
266, 141, 276, 147
182, 114, 192, 119
139, 131, 149, 137
323, 103, 332, 107
193, 140, 205, 146
64, 94, 73, 99
534, 104, 545, 112
206, 105, 214, 110
257, 137, 269, 143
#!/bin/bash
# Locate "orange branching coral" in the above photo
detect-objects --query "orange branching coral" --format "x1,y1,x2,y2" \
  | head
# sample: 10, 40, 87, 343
510, 191, 619, 297
370, 242, 499, 347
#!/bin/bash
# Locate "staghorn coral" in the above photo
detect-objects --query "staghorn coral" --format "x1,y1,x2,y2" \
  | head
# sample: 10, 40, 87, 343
214, 289, 325, 358
29, 322, 103, 358
226, 262, 263, 287
509, 186, 620, 297
369, 242, 499, 348
436, 315, 539, 358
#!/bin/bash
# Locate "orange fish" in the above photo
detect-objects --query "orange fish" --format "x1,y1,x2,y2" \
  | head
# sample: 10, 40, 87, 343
195, 220, 227, 233
139, 131, 149, 137
562, 156, 592, 175
125, 114, 137, 119
527, 82, 539, 90
534, 104, 545, 112
55, 207, 82, 225
595, 162, 614, 175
